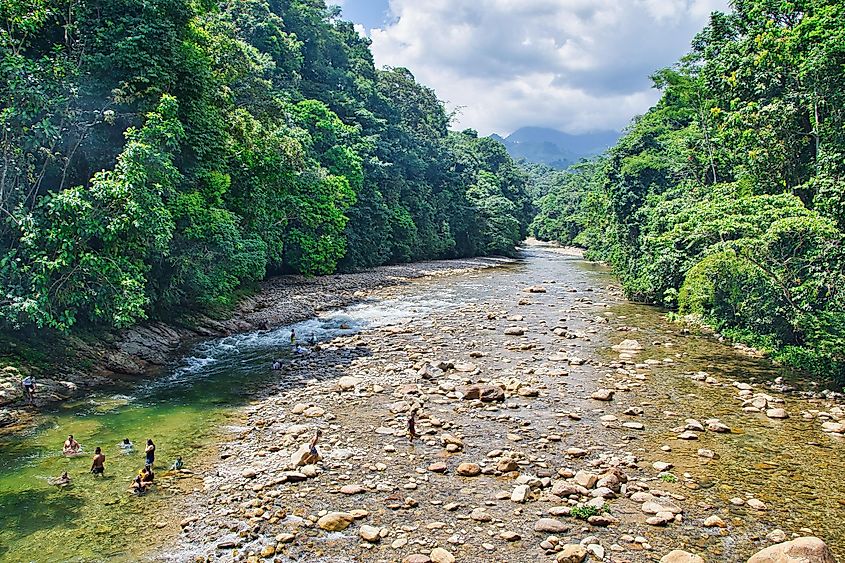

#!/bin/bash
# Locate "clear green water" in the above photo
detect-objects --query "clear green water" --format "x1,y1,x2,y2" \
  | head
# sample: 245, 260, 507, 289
0, 296, 452, 562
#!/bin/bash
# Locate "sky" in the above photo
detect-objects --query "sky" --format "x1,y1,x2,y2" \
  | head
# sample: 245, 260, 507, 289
332, 0, 730, 136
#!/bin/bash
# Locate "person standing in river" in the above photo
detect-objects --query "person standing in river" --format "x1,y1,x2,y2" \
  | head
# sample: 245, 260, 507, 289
91, 447, 105, 476
289, 328, 296, 346
144, 439, 156, 468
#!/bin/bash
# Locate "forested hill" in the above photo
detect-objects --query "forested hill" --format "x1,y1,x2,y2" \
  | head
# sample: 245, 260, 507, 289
0, 1, 531, 332
530, 0, 845, 379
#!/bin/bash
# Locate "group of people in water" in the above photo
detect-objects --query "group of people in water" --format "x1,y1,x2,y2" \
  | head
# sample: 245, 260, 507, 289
271, 329, 318, 369
56, 434, 182, 495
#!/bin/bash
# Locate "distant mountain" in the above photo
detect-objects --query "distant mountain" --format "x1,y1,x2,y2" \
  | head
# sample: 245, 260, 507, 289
492, 127, 620, 169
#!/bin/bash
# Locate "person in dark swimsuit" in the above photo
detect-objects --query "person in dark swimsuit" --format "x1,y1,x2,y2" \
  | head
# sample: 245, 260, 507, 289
144, 439, 156, 467
130, 474, 147, 494
407, 408, 418, 442
91, 447, 105, 475
63, 435, 81, 455
289, 329, 296, 345
309, 430, 322, 458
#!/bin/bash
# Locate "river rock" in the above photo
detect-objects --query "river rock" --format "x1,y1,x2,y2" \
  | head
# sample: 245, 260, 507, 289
704, 515, 727, 528
359, 525, 381, 542
456, 462, 481, 476
643, 501, 682, 515
337, 376, 361, 390
573, 470, 598, 488
291, 444, 320, 467
766, 408, 789, 419
557, 544, 587, 562
660, 550, 705, 563
524, 285, 547, 293
747, 536, 835, 563
430, 547, 456, 563
535, 518, 568, 534
591, 389, 614, 401
504, 327, 526, 336
511, 484, 530, 503
747, 498, 768, 511
317, 512, 354, 531
458, 384, 504, 402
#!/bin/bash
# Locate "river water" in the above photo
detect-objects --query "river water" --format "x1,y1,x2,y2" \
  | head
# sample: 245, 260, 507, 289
0, 244, 842, 562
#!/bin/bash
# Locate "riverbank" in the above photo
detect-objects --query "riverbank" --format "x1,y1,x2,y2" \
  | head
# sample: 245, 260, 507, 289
0, 255, 516, 432
164, 245, 844, 563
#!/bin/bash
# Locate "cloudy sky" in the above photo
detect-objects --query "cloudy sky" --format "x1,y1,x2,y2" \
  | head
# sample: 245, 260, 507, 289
334, 0, 730, 136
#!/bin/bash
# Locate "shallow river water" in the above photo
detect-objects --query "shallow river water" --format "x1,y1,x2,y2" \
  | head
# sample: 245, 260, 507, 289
0, 244, 843, 562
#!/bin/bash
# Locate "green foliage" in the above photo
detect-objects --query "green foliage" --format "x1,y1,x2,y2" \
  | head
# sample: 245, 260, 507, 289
570, 504, 607, 519
659, 473, 678, 483
530, 0, 845, 379
0, 0, 529, 333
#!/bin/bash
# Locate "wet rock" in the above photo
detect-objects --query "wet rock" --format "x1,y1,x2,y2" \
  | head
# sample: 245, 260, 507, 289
317, 512, 354, 531
524, 285, 547, 293
705, 419, 731, 433
677, 431, 699, 440
660, 550, 705, 563
428, 462, 448, 473
642, 500, 682, 515
534, 518, 569, 534
765, 408, 789, 419
556, 544, 587, 562
591, 389, 614, 401
747, 498, 768, 511
456, 462, 481, 477
747, 536, 835, 563
612, 339, 643, 352
704, 515, 727, 528
766, 530, 787, 543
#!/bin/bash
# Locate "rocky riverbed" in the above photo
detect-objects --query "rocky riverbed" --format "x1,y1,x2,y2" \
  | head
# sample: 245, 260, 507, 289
164, 244, 844, 563
0, 256, 512, 431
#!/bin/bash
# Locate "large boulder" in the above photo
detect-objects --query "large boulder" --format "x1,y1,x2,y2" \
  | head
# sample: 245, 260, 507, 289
747, 537, 835, 563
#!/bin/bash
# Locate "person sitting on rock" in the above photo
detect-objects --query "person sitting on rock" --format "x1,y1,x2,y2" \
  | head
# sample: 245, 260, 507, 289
63, 435, 81, 455
120, 438, 133, 453
140, 464, 154, 484
170, 456, 184, 470
271, 360, 282, 370
129, 474, 147, 495
90, 447, 105, 476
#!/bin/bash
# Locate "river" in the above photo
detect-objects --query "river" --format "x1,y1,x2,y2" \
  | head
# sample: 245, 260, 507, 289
0, 243, 842, 562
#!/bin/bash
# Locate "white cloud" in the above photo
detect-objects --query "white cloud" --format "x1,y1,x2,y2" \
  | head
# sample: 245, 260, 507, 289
369, 0, 729, 135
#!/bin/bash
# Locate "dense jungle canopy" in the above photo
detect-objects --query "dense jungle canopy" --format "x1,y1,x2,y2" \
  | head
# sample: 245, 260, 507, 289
0, 0, 531, 332
530, 0, 845, 378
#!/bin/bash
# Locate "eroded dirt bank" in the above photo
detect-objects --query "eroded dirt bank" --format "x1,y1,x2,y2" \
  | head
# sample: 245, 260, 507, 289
165, 244, 845, 563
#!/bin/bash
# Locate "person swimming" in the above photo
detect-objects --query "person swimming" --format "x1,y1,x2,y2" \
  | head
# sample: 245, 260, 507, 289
50, 471, 71, 488
308, 334, 316, 346
91, 447, 105, 476
63, 435, 81, 455
120, 438, 133, 452
170, 457, 184, 470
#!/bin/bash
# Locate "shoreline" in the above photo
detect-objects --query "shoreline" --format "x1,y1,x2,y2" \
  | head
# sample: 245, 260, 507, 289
0, 254, 519, 433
